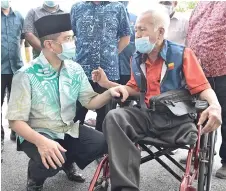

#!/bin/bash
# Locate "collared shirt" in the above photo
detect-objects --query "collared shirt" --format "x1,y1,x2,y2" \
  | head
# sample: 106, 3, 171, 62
1, 8, 24, 74
6, 53, 98, 142
127, 43, 211, 106
23, 4, 64, 58
70, 2, 131, 81
167, 12, 189, 46
186, 1, 226, 77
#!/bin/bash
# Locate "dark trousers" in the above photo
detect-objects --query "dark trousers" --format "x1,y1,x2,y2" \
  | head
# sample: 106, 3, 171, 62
1, 74, 13, 141
119, 75, 130, 86
74, 80, 118, 132
103, 106, 197, 191
20, 125, 107, 182
207, 76, 226, 163
103, 107, 152, 191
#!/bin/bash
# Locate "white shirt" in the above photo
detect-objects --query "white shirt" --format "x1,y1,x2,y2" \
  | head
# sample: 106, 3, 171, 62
167, 12, 189, 46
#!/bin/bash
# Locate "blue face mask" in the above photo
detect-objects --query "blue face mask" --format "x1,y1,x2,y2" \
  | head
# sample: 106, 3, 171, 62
135, 37, 156, 54
57, 42, 76, 61
1, 0, 10, 9
44, 1, 57, 8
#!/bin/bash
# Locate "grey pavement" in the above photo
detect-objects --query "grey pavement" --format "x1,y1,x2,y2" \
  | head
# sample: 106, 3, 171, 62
1, 100, 226, 191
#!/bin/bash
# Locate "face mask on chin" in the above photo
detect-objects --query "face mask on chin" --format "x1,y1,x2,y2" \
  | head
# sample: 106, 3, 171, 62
135, 36, 156, 54
56, 42, 76, 61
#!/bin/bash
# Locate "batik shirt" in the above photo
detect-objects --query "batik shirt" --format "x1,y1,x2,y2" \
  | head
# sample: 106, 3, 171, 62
1, 8, 24, 74
186, 1, 226, 77
70, 1, 131, 81
6, 52, 98, 142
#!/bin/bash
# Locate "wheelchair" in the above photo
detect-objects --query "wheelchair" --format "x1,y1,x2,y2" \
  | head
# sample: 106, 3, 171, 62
88, 98, 216, 191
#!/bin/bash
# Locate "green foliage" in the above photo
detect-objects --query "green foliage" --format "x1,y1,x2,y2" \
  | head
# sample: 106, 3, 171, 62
187, 1, 198, 9
176, 1, 198, 12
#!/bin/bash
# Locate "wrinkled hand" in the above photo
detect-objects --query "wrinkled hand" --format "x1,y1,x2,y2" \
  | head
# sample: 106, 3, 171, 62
198, 104, 222, 134
36, 137, 67, 169
92, 67, 109, 88
109, 85, 129, 102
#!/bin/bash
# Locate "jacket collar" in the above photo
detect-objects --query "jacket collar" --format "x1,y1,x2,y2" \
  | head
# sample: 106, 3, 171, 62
159, 40, 168, 61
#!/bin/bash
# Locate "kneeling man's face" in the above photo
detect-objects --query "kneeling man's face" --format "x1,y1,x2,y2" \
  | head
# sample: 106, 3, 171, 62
50, 30, 75, 54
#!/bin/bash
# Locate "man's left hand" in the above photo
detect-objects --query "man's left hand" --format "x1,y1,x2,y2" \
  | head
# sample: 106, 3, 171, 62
109, 85, 129, 102
198, 104, 222, 134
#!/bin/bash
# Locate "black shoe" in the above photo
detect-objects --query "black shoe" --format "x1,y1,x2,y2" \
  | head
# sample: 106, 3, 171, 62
10, 130, 16, 141
62, 163, 85, 183
27, 168, 44, 191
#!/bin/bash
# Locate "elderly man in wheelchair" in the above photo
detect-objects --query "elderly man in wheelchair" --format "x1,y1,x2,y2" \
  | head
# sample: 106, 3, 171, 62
89, 7, 222, 191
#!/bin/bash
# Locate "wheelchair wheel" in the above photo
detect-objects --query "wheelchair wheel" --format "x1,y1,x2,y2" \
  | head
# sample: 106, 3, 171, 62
198, 131, 216, 191
93, 178, 109, 191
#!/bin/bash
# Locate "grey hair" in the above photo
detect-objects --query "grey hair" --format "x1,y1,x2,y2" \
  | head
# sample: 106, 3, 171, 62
39, 32, 62, 48
140, 5, 170, 38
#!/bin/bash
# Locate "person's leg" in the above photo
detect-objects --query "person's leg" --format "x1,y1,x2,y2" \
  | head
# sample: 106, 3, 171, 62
94, 81, 119, 132
103, 107, 152, 191
6, 74, 13, 101
74, 101, 88, 124
119, 75, 132, 107
75, 80, 98, 126
214, 75, 226, 179
61, 125, 108, 170
119, 75, 130, 86
20, 137, 65, 190
5, 74, 16, 141
1, 74, 8, 155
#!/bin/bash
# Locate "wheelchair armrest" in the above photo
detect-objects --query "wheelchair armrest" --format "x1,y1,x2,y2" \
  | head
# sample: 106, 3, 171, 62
195, 100, 209, 112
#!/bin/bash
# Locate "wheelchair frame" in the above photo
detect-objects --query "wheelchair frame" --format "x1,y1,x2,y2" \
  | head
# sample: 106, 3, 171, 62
88, 101, 216, 191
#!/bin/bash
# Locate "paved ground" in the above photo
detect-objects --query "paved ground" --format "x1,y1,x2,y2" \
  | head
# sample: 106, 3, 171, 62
1, 100, 226, 191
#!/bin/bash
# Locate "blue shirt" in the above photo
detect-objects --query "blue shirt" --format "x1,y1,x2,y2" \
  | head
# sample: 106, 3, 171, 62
1, 8, 24, 74
70, 2, 131, 81
119, 12, 137, 75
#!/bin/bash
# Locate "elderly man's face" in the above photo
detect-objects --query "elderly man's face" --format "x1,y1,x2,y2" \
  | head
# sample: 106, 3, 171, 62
135, 13, 162, 45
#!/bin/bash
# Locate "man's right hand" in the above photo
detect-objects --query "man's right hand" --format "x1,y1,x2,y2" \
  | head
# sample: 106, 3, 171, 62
92, 67, 110, 88
36, 137, 67, 169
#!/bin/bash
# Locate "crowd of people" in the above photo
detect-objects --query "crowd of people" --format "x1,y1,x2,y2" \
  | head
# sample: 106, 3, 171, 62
1, 0, 226, 191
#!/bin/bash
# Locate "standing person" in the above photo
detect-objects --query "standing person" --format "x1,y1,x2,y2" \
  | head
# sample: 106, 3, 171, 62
185, 1, 226, 179
160, 1, 189, 46
119, 1, 137, 86
70, 1, 131, 131
23, 1, 64, 59
1, 0, 24, 148
6, 13, 129, 191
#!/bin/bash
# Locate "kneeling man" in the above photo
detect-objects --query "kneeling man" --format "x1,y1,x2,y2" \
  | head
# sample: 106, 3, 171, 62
6, 13, 128, 191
